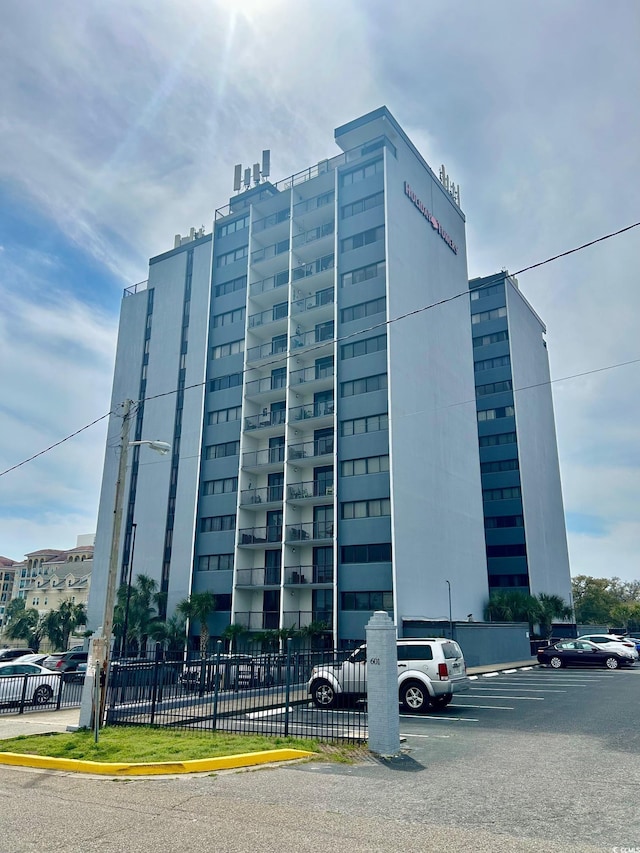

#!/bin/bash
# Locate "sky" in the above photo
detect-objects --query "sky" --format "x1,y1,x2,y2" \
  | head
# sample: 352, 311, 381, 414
0, 0, 638, 583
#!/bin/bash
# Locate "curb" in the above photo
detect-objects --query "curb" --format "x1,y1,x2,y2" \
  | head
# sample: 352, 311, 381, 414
0, 747, 315, 776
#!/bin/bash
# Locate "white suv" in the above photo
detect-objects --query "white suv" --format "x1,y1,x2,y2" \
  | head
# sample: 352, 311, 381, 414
308, 638, 470, 713
577, 634, 639, 660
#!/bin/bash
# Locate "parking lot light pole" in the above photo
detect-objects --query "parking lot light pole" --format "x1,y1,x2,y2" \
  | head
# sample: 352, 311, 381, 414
445, 580, 453, 640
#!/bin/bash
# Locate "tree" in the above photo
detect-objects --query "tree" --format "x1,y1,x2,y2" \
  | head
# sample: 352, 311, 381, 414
571, 575, 619, 625
177, 592, 217, 658
149, 613, 187, 656
484, 591, 539, 624
55, 600, 87, 650
222, 623, 246, 654
114, 574, 161, 657
4, 599, 41, 649
534, 593, 573, 640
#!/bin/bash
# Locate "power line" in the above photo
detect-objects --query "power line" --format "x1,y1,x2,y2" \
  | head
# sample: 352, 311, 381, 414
2, 220, 639, 478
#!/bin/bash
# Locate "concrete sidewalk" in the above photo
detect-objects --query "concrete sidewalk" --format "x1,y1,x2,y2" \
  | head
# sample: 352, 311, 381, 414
0, 659, 538, 742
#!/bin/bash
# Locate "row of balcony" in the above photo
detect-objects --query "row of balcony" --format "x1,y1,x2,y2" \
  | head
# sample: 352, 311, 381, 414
247, 288, 335, 329
246, 330, 333, 364
244, 364, 334, 396
242, 439, 333, 470
235, 610, 333, 631
243, 401, 333, 433
244, 194, 335, 241
238, 522, 334, 545
240, 480, 334, 506
235, 566, 334, 587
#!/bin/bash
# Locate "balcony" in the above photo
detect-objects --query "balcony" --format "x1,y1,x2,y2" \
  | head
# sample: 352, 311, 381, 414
252, 208, 290, 235
235, 568, 281, 587
251, 239, 289, 265
239, 485, 284, 507
244, 409, 286, 432
292, 222, 334, 261
288, 400, 334, 428
238, 526, 283, 546
290, 326, 334, 354
250, 271, 290, 300
245, 340, 288, 365
293, 191, 335, 219
245, 374, 288, 401
288, 438, 334, 463
248, 305, 288, 331
287, 480, 334, 503
242, 446, 285, 472
289, 363, 334, 390
291, 287, 334, 318
281, 610, 333, 630
292, 253, 334, 286
285, 566, 334, 585
285, 522, 334, 543
235, 611, 280, 631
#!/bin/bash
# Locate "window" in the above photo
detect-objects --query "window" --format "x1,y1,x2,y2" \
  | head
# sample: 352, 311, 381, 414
340, 225, 385, 253
473, 330, 509, 348
341, 543, 392, 563
484, 515, 524, 529
341, 591, 393, 611
209, 372, 242, 392
341, 412, 388, 436
478, 431, 517, 448
216, 245, 248, 267
213, 307, 245, 328
341, 373, 387, 398
341, 334, 387, 360
488, 574, 529, 588
211, 339, 244, 359
475, 355, 511, 373
215, 275, 247, 297
216, 214, 249, 238
198, 554, 234, 571
206, 441, 240, 460
475, 380, 513, 397
341, 191, 384, 219
340, 158, 383, 186
341, 296, 386, 323
342, 498, 391, 519
341, 261, 385, 289
486, 544, 527, 558
480, 459, 519, 474
200, 514, 236, 532
470, 282, 503, 301
477, 406, 515, 422
483, 486, 522, 501
202, 477, 238, 495
208, 406, 242, 426
341, 455, 389, 477
471, 307, 507, 324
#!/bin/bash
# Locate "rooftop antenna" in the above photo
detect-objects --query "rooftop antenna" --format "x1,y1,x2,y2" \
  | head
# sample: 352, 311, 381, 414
232, 150, 272, 192
233, 164, 242, 193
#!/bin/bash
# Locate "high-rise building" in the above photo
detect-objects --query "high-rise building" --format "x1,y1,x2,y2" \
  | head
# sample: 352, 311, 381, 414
88, 107, 567, 650
469, 271, 572, 602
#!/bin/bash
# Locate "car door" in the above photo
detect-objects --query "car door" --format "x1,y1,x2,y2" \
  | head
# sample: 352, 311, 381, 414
0, 665, 21, 703
341, 646, 367, 694
555, 641, 581, 666
575, 641, 606, 666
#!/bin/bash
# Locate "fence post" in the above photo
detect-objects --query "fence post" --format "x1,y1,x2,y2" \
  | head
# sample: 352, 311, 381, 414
56, 677, 63, 710
365, 611, 400, 756
284, 637, 292, 736
19, 676, 28, 714
149, 657, 160, 726
211, 640, 222, 730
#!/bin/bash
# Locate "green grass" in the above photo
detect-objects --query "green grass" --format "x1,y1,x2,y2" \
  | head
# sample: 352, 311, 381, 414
0, 726, 361, 764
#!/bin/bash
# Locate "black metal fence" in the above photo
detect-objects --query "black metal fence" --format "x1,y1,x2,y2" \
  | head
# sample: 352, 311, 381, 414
105, 642, 367, 743
0, 670, 85, 716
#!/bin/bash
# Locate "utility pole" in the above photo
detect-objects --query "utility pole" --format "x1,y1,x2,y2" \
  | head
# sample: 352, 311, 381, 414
445, 579, 453, 640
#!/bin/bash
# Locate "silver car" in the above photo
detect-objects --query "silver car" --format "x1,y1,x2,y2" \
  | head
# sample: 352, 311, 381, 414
0, 662, 60, 706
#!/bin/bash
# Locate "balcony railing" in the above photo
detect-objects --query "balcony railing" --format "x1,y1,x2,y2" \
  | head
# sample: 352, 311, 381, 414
123, 279, 149, 297
291, 327, 334, 351
242, 447, 285, 467
252, 209, 290, 234
293, 191, 335, 217
285, 522, 334, 542
285, 566, 334, 585
235, 568, 282, 586
287, 480, 334, 500
251, 240, 290, 264
291, 287, 334, 316
292, 254, 334, 281
244, 410, 286, 431
240, 485, 284, 505
281, 610, 333, 630
239, 526, 283, 545
245, 375, 288, 395
235, 611, 280, 630
250, 271, 289, 297
289, 364, 335, 386
246, 340, 288, 363
288, 438, 334, 460
289, 400, 334, 421
248, 306, 288, 329
292, 221, 334, 249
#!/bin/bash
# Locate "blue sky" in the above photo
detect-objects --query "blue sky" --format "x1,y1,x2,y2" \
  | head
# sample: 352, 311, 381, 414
1, 0, 639, 582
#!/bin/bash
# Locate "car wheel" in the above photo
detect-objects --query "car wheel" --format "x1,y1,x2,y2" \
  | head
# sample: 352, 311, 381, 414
605, 656, 619, 670
432, 696, 452, 709
32, 685, 53, 705
549, 656, 564, 669
400, 680, 430, 713
311, 679, 337, 709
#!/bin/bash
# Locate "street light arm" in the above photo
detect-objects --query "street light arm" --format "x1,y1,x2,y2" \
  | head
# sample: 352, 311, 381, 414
129, 440, 172, 455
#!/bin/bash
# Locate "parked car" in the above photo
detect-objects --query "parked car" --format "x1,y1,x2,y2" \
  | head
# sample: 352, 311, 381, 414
538, 639, 636, 669
63, 662, 87, 684
0, 662, 60, 706
0, 648, 35, 662
42, 652, 66, 670
308, 638, 470, 712
180, 654, 255, 692
11, 653, 48, 666
54, 650, 88, 673
622, 637, 640, 655
577, 634, 639, 660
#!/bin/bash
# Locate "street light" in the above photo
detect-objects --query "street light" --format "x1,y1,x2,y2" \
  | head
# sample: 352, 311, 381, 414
120, 521, 137, 659
445, 579, 453, 639
80, 399, 170, 732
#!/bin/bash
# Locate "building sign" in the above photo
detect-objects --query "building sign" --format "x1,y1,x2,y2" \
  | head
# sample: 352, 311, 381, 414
404, 182, 458, 254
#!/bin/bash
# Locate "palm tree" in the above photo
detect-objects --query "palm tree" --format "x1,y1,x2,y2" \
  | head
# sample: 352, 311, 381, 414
484, 590, 539, 624
4, 599, 41, 649
535, 593, 573, 640
149, 613, 187, 657
56, 600, 87, 650
177, 592, 217, 658
222, 623, 246, 654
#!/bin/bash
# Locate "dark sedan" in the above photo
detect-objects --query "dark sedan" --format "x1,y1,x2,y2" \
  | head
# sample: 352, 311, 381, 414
537, 639, 636, 670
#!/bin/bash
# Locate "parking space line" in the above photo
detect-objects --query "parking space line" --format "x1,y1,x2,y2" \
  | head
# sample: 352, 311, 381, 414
470, 686, 566, 692
400, 713, 479, 721
400, 733, 451, 738
466, 694, 543, 700
449, 703, 513, 710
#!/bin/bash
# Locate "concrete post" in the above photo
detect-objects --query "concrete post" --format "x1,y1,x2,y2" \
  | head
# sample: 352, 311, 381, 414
365, 611, 400, 756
